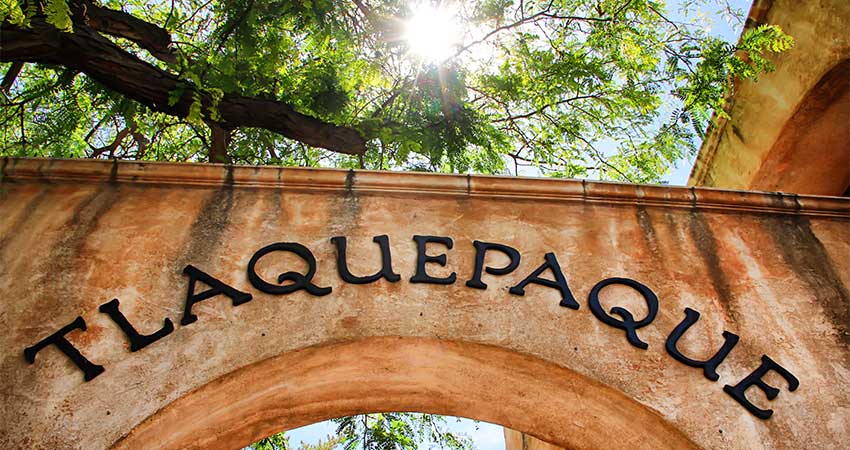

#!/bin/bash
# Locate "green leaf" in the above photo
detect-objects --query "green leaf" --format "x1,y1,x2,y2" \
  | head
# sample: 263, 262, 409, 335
44, 0, 73, 32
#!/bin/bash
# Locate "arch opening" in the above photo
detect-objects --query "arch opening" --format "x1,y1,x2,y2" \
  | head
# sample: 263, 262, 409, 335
112, 337, 699, 450
247, 412, 505, 450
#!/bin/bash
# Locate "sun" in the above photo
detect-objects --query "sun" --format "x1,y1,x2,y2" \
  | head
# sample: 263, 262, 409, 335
403, 4, 462, 63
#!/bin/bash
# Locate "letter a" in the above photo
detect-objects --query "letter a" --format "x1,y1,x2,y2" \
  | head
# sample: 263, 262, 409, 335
181, 265, 253, 326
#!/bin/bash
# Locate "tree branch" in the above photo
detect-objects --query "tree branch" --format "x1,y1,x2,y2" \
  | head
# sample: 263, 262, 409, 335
211, 0, 255, 56
209, 123, 232, 163
90, 126, 132, 158
70, 0, 177, 64
1, 18, 367, 156
1, 62, 24, 94
491, 94, 601, 122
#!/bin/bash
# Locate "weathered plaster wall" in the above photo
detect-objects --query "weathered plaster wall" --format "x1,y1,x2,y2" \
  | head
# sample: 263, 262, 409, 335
689, 0, 850, 195
1, 158, 849, 449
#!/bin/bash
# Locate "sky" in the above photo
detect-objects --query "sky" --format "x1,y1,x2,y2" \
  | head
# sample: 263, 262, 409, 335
494, 0, 750, 185
262, 1, 751, 449
661, 0, 751, 185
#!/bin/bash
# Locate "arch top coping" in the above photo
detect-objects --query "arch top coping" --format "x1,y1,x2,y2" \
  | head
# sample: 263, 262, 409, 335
2, 156, 848, 217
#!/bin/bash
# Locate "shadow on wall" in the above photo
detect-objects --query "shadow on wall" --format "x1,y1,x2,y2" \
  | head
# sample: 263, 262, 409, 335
751, 59, 850, 196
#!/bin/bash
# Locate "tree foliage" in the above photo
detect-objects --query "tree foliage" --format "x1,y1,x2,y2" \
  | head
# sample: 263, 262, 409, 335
2, 0, 792, 182
0, 3, 794, 449
245, 413, 475, 450
334, 413, 474, 450
248, 430, 343, 450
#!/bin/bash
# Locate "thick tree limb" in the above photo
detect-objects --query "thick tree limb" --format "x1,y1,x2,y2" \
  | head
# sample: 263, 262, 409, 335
0, 18, 367, 155
70, 0, 177, 64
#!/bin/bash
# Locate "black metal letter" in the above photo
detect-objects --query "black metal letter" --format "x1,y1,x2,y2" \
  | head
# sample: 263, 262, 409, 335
588, 277, 658, 349
465, 240, 521, 290
99, 298, 174, 352
666, 307, 739, 381
332, 235, 401, 284
723, 355, 799, 420
182, 264, 254, 326
410, 235, 456, 285
508, 252, 579, 309
23, 316, 105, 381
247, 242, 332, 296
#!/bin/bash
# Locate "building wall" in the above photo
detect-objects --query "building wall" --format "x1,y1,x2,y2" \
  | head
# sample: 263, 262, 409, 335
1, 158, 849, 449
689, 0, 850, 195
504, 429, 566, 450
509, 2, 850, 447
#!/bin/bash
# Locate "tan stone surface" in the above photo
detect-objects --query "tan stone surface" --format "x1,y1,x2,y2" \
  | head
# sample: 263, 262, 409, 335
689, 0, 850, 195
1, 157, 849, 450
114, 339, 697, 450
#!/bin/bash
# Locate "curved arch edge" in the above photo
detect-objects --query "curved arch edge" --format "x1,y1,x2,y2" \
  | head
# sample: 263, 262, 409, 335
111, 337, 701, 450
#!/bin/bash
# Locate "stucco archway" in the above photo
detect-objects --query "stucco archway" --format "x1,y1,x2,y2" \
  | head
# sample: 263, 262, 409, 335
2, 159, 849, 449
112, 338, 699, 450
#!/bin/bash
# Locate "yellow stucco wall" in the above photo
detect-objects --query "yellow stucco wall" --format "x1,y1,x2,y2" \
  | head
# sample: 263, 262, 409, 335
689, 0, 850, 195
